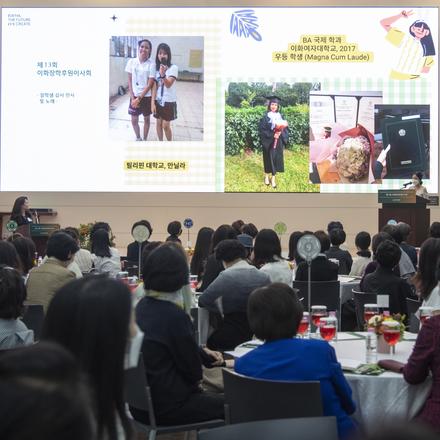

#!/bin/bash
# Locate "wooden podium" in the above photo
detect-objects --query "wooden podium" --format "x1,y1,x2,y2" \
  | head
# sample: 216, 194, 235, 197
16, 223, 60, 256
378, 189, 429, 247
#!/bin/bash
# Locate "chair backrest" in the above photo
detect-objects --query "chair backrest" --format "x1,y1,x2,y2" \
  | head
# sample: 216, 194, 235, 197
292, 280, 340, 321
222, 369, 322, 424
406, 298, 421, 333
352, 290, 377, 330
198, 417, 338, 440
21, 304, 45, 341
124, 356, 157, 427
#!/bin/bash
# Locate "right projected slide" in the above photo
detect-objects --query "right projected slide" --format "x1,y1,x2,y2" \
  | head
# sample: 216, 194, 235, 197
1, 7, 437, 193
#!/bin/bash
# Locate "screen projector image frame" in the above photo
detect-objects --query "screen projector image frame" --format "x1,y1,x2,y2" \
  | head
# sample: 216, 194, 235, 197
1, 5, 438, 195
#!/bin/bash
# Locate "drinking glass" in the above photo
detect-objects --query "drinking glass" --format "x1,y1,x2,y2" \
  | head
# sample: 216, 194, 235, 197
364, 304, 379, 325
297, 312, 310, 338
319, 316, 337, 342
382, 320, 400, 354
419, 306, 433, 325
189, 275, 198, 291
311, 305, 327, 335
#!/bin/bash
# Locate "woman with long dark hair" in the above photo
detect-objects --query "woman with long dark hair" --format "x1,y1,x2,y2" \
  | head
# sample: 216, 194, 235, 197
151, 43, 178, 141
42, 276, 137, 440
253, 229, 292, 285
190, 227, 214, 281
0, 241, 23, 274
9, 236, 36, 278
10, 196, 33, 227
91, 229, 121, 278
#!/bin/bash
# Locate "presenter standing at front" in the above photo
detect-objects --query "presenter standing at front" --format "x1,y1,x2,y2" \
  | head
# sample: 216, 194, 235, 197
407, 172, 429, 199
10, 196, 34, 226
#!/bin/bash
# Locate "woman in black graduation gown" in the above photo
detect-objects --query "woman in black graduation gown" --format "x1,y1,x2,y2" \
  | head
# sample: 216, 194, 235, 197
259, 96, 289, 189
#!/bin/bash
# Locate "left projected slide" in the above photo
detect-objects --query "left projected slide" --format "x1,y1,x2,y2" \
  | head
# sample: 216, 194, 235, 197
1, 7, 438, 193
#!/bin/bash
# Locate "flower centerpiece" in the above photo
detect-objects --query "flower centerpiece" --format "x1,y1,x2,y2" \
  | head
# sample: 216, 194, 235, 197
78, 222, 116, 251
367, 313, 406, 354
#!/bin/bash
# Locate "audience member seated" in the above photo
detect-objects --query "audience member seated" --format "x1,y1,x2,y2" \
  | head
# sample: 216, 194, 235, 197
134, 243, 225, 425
235, 283, 357, 440
198, 224, 237, 291
412, 238, 440, 311
26, 232, 78, 311
327, 220, 344, 234
360, 231, 392, 290
199, 239, 271, 350
253, 229, 292, 284
349, 231, 371, 277
362, 240, 414, 317
166, 220, 182, 244
126, 219, 153, 267
240, 223, 258, 238
429, 221, 440, 239
231, 219, 245, 235
237, 233, 254, 261
56, 229, 83, 278
379, 315, 440, 433
42, 276, 136, 440
382, 224, 415, 279
8, 236, 36, 280
91, 228, 121, 278
295, 231, 339, 282
190, 227, 214, 282
0, 265, 33, 349
288, 231, 304, 266
0, 241, 23, 274
398, 222, 418, 269
326, 228, 353, 275
64, 226, 93, 274
0, 342, 94, 440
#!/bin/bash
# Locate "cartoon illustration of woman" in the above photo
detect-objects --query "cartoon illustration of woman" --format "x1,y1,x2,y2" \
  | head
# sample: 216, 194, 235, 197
151, 43, 178, 141
380, 10, 436, 80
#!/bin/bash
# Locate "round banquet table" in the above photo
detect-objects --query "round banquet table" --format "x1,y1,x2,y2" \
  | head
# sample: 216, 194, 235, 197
226, 332, 432, 431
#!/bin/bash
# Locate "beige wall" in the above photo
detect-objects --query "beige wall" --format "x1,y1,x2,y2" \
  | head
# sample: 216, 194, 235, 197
1, 192, 439, 255
1, 0, 439, 254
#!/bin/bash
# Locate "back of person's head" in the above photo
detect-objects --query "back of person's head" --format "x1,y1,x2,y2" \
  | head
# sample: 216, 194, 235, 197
142, 242, 189, 292
397, 222, 411, 242
141, 241, 162, 266
375, 240, 401, 269
63, 227, 80, 244
240, 223, 258, 238
355, 231, 371, 251
314, 230, 330, 252
371, 232, 392, 257
215, 239, 246, 263
329, 228, 346, 247
131, 219, 153, 238
10, 236, 36, 275
46, 231, 79, 261
413, 237, 440, 300
0, 342, 94, 440
0, 241, 22, 272
0, 265, 27, 320
429, 221, 440, 238
327, 221, 343, 233
231, 219, 245, 234
288, 231, 303, 261
90, 222, 110, 236
248, 283, 303, 341
167, 220, 182, 236
90, 228, 111, 258
42, 276, 132, 440
253, 229, 282, 266
190, 227, 214, 276
381, 224, 403, 244
210, 224, 237, 253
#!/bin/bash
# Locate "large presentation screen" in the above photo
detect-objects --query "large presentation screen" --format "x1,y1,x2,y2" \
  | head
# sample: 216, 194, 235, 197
1, 7, 438, 193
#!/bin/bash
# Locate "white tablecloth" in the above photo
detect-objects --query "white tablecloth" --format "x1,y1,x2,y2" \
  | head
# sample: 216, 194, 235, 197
227, 332, 432, 430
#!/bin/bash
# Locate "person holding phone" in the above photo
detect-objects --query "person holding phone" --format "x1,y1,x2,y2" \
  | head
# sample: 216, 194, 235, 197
151, 43, 178, 141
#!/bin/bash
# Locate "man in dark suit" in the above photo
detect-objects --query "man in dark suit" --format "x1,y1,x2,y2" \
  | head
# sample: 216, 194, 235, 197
295, 230, 339, 281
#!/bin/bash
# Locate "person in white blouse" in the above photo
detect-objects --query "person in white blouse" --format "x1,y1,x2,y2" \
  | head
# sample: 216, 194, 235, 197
91, 228, 121, 278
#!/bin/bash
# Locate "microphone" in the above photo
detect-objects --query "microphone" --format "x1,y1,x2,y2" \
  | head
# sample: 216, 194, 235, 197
402, 182, 412, 187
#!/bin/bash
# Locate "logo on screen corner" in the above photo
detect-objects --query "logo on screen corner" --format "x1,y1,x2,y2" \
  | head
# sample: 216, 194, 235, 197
230, 9, 262, 42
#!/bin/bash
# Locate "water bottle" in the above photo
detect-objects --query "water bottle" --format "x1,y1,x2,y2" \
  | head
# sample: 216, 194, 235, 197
365, 327, 377, 364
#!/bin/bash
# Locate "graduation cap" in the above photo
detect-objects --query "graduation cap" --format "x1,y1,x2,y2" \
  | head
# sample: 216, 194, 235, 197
265, 95, 282, 104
